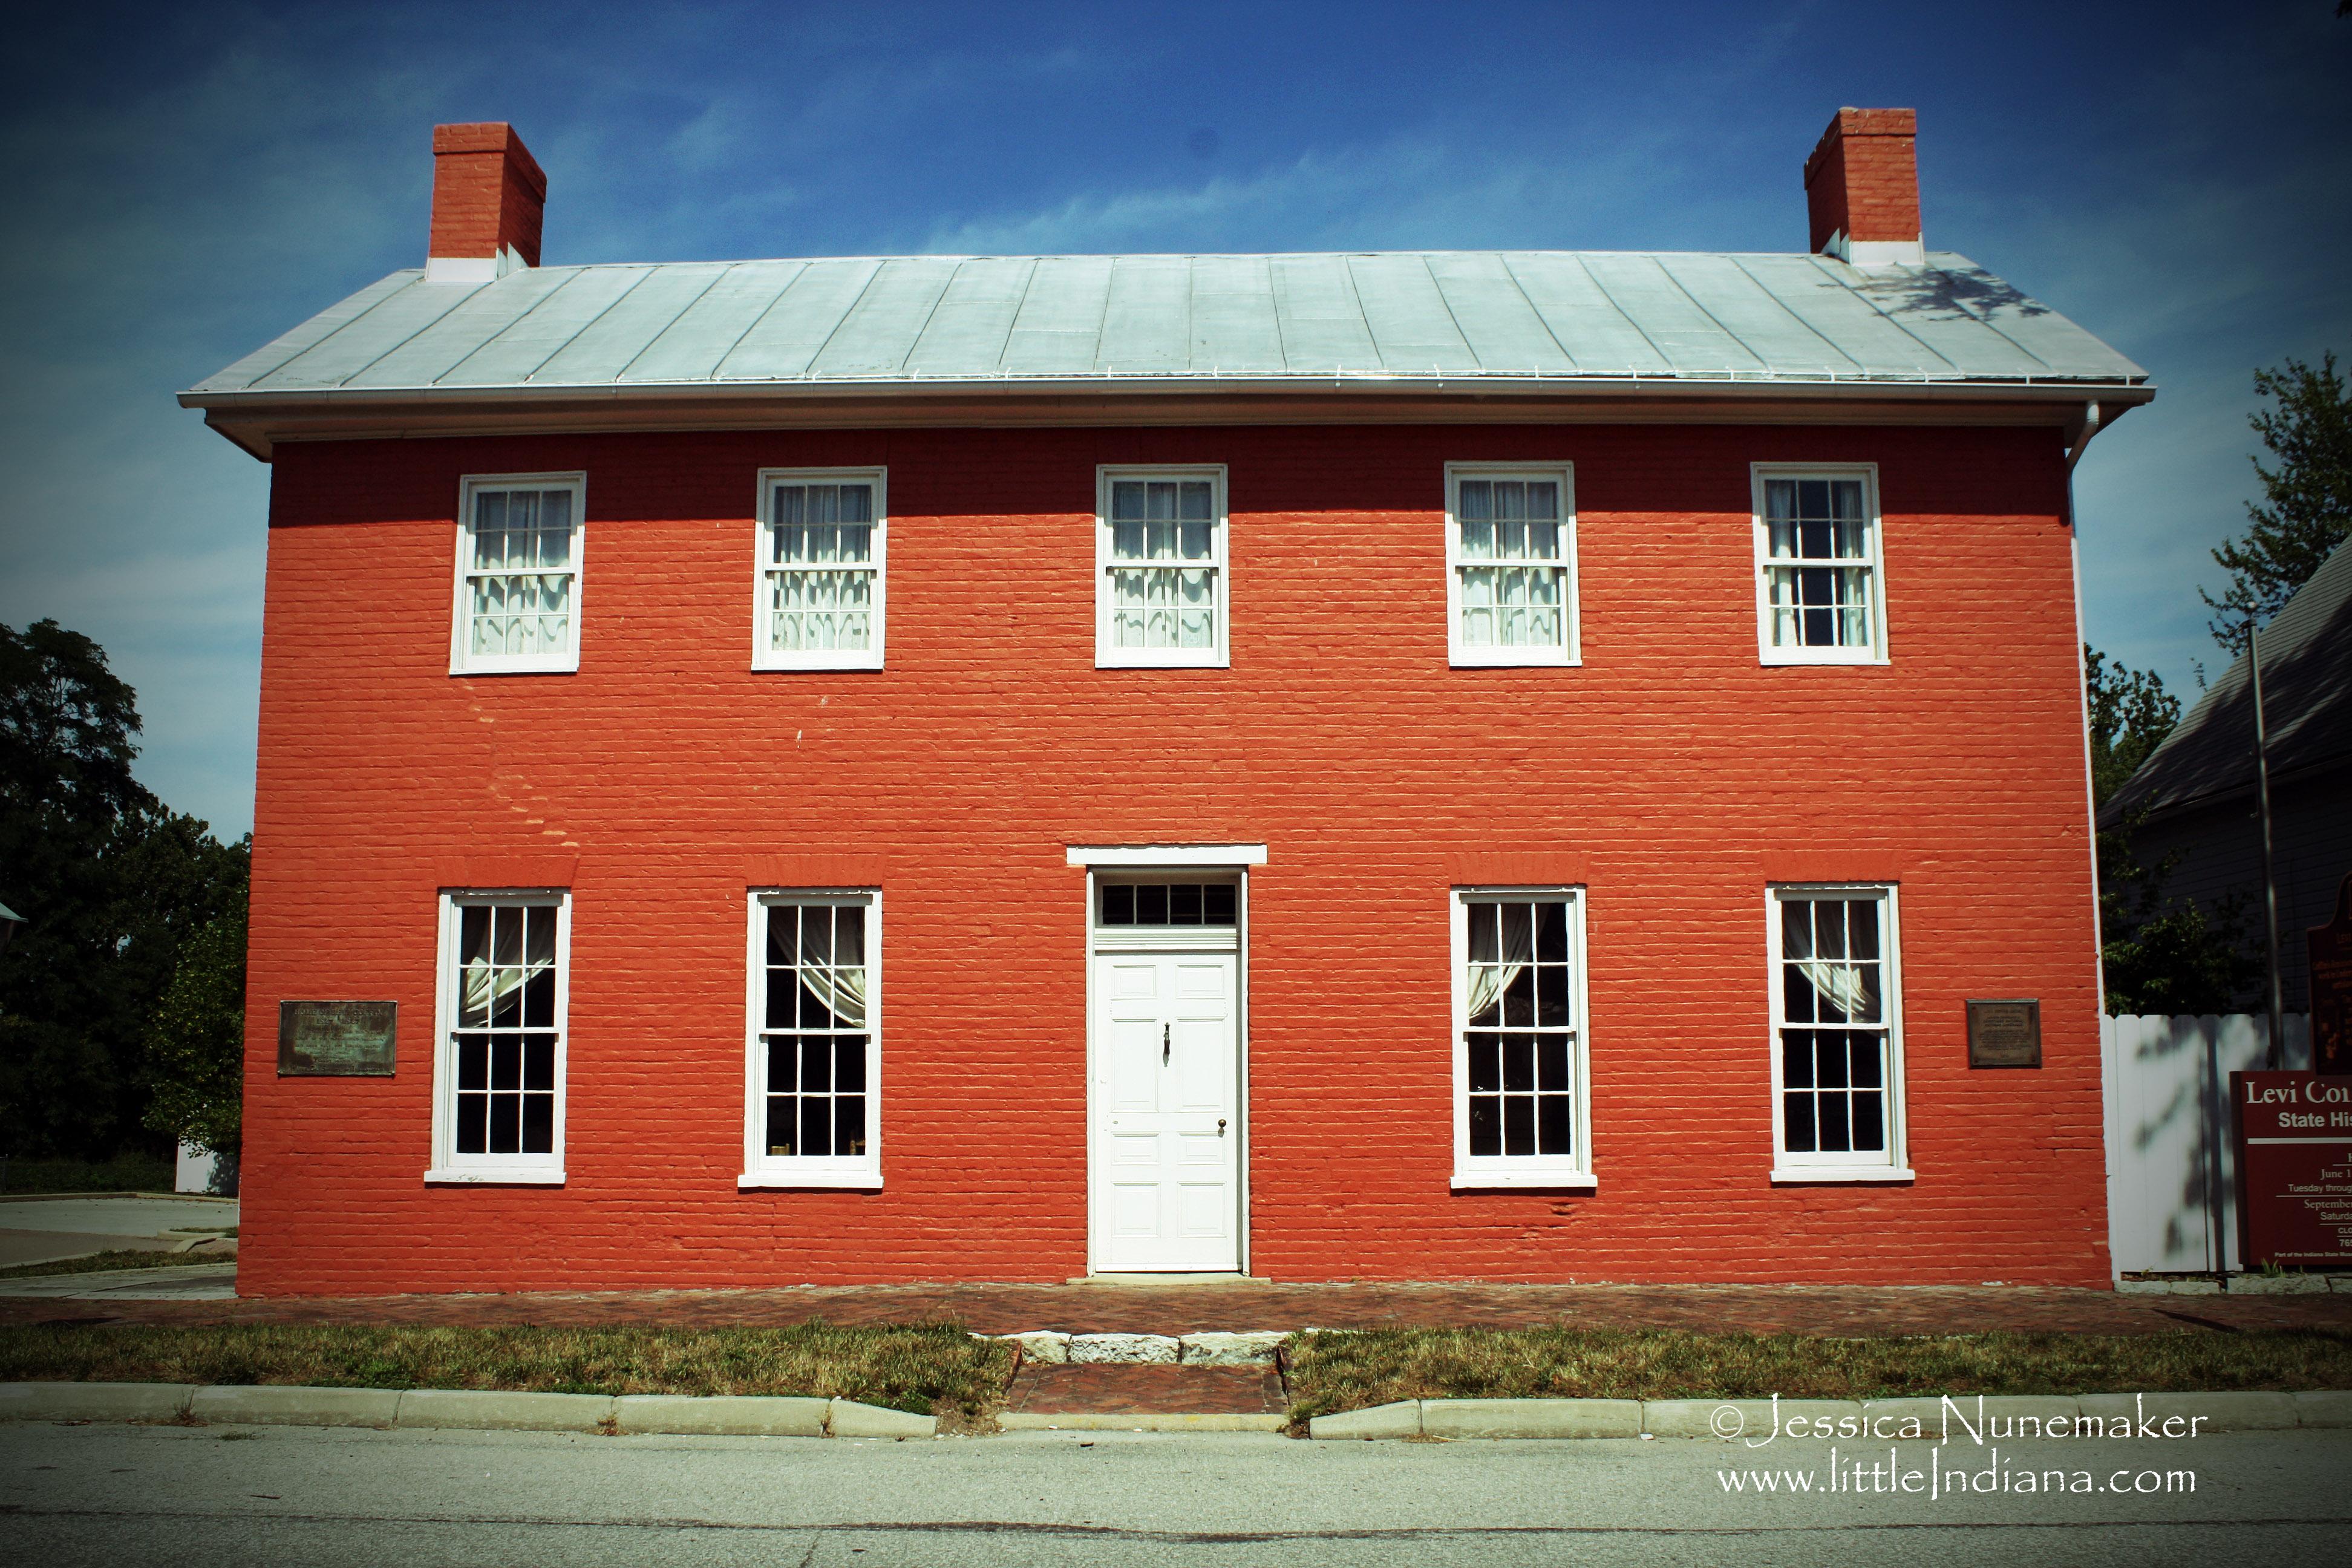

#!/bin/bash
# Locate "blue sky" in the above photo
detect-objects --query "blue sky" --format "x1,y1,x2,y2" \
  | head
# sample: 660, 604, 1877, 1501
2, 1, 2347, 839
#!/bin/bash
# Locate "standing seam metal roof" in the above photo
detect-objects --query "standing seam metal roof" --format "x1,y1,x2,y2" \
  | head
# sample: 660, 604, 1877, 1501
188, 249, 2148, 398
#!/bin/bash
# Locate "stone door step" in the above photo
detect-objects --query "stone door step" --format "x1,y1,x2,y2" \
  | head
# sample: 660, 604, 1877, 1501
999, 1362, 1287, 1432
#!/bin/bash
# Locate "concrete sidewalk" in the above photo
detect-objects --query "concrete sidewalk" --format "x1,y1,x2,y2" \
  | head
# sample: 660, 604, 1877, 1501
0, 1263, 238, 1302
0, 1194, 238, 1270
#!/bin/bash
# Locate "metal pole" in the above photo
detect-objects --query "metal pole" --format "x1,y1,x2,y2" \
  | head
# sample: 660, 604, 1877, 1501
2250, 621, 2287, 1070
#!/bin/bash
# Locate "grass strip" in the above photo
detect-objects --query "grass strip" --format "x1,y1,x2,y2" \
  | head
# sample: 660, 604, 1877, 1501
0, 1321, 1012, 1419
1285, 1326, 2352, 1422
0, 1250, 234, 1281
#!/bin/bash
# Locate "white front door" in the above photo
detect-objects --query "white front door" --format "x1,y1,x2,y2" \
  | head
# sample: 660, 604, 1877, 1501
1092, 948, 1240, 1272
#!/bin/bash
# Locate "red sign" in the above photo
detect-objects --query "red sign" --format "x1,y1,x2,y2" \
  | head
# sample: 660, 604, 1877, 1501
2234, 1071, 2352, 1268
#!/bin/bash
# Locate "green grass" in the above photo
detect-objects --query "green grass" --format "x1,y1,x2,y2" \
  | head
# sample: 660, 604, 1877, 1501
1284, 1326, 2352, 1423
0, 1249, 235, 1281
0, 1155, 177, 1195
0, 1322, 1014, 1419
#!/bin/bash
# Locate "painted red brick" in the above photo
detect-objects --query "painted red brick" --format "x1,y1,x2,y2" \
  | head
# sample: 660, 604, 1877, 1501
428, 123, 544, 266
239, 420, 2108, 1295
1805, 108, 1922, 251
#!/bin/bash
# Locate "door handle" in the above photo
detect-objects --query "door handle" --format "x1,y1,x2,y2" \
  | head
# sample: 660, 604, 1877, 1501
1163, 1023, 1171, 1064
1217, 1119, 1227, 1136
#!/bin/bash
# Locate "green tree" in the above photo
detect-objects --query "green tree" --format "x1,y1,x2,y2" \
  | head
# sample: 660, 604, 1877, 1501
143, 890, 247, 1169
2083, 645, 2262, 1014
2201, 352, 2352, 653
0, 620, 249, 1159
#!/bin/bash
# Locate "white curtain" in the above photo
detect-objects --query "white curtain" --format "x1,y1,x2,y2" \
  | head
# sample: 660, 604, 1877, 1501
1466, 905, 1535, 1023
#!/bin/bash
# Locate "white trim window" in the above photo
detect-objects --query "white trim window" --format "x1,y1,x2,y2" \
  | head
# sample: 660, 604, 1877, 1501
742, 890, 881, 1189
452, 474, 584, 674
1450, 887, 1593, 1188
755, 469, 886, 670
1096, 466, 1229, 667
1752, 466, 1887, 663
1768, 884, 1912, 1181
428, 891, 569, 1183
1446, 464, 1578, 665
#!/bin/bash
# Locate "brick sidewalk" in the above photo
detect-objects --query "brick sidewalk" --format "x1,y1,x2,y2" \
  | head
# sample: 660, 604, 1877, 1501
1004, 1363, 1286, 1418
5, 1279, 2348, 1336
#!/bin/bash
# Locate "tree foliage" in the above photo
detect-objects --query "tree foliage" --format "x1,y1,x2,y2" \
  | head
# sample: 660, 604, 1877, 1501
0, 620, 249, 1160
2082, 645, 2261, 1015
2202, 352, 2352, 653
142, 892, 247, 1162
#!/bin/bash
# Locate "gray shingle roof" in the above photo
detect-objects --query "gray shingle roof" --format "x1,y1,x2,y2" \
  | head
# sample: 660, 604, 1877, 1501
188, 250, 2147, 399
2103, 540, 2352, 823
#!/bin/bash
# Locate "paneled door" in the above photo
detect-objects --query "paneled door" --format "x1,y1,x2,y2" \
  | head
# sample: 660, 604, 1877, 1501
1091, 948, 1241, 1272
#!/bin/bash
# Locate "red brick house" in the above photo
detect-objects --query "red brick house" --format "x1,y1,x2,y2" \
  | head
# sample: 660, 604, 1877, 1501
186, 110, 2151, 1295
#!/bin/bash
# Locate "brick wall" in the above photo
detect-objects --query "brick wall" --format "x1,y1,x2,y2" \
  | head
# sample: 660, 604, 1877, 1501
240, 420, 2109, 1293
1805, 108, 1921, 252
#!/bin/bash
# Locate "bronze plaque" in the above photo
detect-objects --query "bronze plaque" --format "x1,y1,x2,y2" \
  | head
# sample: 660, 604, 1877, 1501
1967, 999, 2041, 1068
277, 1001, 397, 1076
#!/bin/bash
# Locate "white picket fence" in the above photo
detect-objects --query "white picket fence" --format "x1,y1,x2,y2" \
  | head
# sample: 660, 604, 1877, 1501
2102, 1013, 2312, 1277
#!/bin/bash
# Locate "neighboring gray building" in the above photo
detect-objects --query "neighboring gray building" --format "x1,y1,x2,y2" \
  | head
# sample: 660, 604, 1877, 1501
2103, 540, 2352, 1008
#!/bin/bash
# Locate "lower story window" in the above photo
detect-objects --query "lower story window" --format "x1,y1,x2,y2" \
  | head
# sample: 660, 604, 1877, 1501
431, 891, 567, 1181
744, 890, 881, 1187
1452, 887, 1591, 1187
1770, 884, 1906, 1176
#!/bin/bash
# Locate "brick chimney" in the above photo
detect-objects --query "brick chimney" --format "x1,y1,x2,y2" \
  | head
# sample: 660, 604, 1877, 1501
426, 123, 546, 284
1803, 108, 1924, 267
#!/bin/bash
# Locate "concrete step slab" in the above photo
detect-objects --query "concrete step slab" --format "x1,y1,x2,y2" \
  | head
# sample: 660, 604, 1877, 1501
1422, 1397, 1641, 1440
190, 1385, 400, 1428
393, 1389, 615, 1432
615, 1394, 827, 1437
826, 1398, 935, 1438
0, 1381, 196, 1423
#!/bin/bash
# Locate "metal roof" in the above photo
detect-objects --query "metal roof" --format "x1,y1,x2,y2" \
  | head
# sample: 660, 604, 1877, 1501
188, 250, 2148, 401
2103, 540, 2352, 824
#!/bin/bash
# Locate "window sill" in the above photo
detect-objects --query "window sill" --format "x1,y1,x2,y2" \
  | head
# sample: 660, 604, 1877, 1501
1757, 652, 1889, 668
1448, 652, 1581, 669
738, 1171, 883, 1191
449, 663, 580, 678
1451, 1169, 1597, 1191
1094, 654, 1232, 671
1771, 1166, 1915, 1184
423, 1167, 566, 1185
750, 657, 884, 673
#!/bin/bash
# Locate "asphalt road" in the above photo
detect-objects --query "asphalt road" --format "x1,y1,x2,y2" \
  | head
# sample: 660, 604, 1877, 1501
4, 1422, 2347, 1567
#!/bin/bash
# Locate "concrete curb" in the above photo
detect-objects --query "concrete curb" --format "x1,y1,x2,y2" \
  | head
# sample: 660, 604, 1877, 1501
0, 1383, 935, 1439
1307, 1390, 2352, 1441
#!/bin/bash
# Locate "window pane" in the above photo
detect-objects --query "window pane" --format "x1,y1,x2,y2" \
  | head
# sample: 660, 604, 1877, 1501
835, 1096, 866, 1157
1782, 1032, 1814, 1088
456, 1095, 486, 1154
520, 1093, 553, 1154
768, 1037, 797, 1094
1536, 1036, 1569, 1091
1783, 1093, 1816, 1153
1851, 1091, 1885, 1152
835, 1036, 867, 1093
1468, 903, 1498, 964
1137, 885, 1169, 924
1503, 1095, 1534, 1156
1502, 1034, 1534, 1091
1536, 965, 1569, 1027
1203, 884, 1236, 924
1170, 884, 1203, 924
1102, 884, 1135, 924
1469, 1097, 1501, 1157
835, 905, 865, 969
800, 1036, 832, 1093
458, 1037, 489, 1091
1538, 1096, 1573, 1157
800, 1097, 832, 1158
1818, 1093, 1852, 1152
523, 1035, 555, 1092
765, 1096, 796, 1157
489, 1094, 520, 1154
1468, 1033, 1500, 1093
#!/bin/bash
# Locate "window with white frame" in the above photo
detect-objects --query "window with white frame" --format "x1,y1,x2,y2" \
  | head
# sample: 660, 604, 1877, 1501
1768, 885, 1909, 1178
430, 892, 567, 1181
1753, 468, 1885, 662
452, 475, 583, 674
1451, 888, 1592, 1186
743, 892, 881, 1187
756, 471, 884, 668
1097, 468, 1227, 667
1446, 465, 1577, 665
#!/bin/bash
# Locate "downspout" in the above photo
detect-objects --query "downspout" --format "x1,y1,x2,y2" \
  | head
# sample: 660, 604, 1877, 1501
2064, 401, 2125, 1285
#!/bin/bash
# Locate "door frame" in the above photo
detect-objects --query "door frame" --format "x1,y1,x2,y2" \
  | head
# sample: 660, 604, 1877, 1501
1070, 844, 1263, 1277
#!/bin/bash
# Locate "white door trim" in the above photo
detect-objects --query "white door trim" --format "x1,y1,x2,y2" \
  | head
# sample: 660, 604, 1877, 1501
1083, 866, 1250, 1276
1068, 843, 1267, 867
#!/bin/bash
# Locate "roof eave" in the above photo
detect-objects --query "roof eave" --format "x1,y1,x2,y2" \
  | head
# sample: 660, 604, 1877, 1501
180, 374, 2154, 460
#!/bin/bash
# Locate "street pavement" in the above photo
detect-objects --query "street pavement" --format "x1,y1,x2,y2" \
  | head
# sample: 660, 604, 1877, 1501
3, 1420, 2346, 1567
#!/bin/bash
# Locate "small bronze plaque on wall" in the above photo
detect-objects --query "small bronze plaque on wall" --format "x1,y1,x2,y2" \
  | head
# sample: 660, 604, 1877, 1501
278, 1001, 397, 1076
1967, 999, 2041, 1068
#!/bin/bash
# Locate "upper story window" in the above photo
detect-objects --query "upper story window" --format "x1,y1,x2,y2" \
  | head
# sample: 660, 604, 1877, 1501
452, 475, 583, 675
1753, 466, 1887, 664
1446, 465, 1578, 666
743, 891, 881, 1189
1450, 887, 1592, 1189
428, 890, 569, 1183
1097, 467, 1228, 668
1768, 884, 1911, 1182
757, 470, 885, 670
